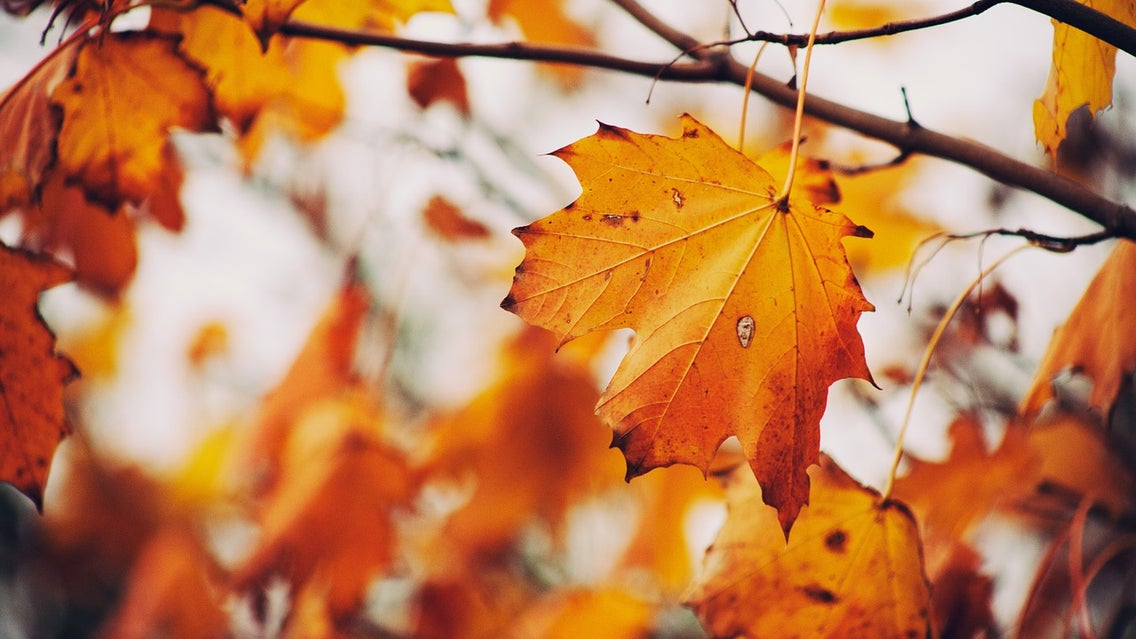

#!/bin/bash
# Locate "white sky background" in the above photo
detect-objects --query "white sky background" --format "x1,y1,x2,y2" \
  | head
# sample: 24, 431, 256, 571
0, 0, 1134, 625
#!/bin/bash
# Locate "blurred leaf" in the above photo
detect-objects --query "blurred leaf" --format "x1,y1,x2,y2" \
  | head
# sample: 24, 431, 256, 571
52, 32, 216, 209
0, 243, 75, 509
421, 196, 489, 242
1021, 240, 1136, 417
408, 58, 470, 114
893, 414, 1038, 541
687, 456, 932, 639
99, 526, 227, 639
425, 327, 622, 560
0, 38, 76, 211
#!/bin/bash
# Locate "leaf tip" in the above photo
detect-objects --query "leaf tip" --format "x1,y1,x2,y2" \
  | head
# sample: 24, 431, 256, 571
851, 224, 874, 239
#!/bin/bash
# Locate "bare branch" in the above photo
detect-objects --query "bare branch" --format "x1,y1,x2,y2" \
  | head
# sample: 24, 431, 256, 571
262, 4, 1136, 239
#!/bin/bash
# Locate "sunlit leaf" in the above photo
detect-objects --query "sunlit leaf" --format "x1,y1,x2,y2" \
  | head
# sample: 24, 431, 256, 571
1033, 0, 1136, 154
0, 39, 76, 211
52, 32, 216, 209
503, 115, 874, 532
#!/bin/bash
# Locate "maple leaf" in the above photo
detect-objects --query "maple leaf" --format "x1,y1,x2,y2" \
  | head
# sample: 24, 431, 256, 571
502, 115, 874, 532
1021, 240, 1136, 417
686, 455, 932, 639
757, 143, 940, 273
0, 39, 77, 212
1033, 0, 1136, 154
0, 243, 76, 509
1026, 411, 1136, 518
52, 32, 216, 210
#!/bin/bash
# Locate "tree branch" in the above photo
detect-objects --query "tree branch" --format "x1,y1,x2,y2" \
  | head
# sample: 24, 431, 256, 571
270, 6, 1136, 240
684, 0, 1136, 57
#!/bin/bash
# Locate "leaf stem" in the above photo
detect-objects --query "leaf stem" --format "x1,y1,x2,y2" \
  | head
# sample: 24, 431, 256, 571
737, 42, 768, 153
880, 246, 1029, 501
777, 0, 825, 203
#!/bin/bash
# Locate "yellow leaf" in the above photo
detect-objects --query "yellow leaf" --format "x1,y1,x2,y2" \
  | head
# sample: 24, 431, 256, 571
502, 115, 874, 532
686, 456, 932, 639
0, 40, 77, 211
1033, 0, 1136, 154
52, 33, 216, 209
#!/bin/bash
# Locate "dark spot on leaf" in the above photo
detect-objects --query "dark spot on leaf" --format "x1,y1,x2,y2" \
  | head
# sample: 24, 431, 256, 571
601, 214, 623, 227
500, 294, 515, 309
683, 127, 699, 139
35, 457, 46, 469
629, 210, 641, 222
852, 224, 874, 238
802, 585, 838, 604
583, 214, 592, 221
825, 529, 848, 552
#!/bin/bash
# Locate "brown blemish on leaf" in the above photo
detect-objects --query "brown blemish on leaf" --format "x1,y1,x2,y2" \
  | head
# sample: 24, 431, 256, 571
824, 529, 847, 552
802, 585, 838, 604
671, 188, 685, 209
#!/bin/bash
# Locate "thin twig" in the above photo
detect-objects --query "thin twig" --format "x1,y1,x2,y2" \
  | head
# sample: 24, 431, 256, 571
880, 246, 1029, 501
243, 4, 1136, 239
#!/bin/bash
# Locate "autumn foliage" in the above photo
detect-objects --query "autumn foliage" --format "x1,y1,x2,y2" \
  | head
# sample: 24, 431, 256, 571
1, 1, 1135, 638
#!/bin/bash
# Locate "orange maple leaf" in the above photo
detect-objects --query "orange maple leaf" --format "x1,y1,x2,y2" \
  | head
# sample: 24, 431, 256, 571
52, 32, 216, 210
0, 243, 76, 509
686, 456, 932, 639
502, 115, 874, 532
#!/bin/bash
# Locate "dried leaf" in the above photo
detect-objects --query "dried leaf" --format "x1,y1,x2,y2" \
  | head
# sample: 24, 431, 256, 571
52, 32, 216, 209
686, 456, 932, 639
233, 398, 414, 619
150, 6, 290, 133
1021, 240, 1136, 417
20, 175, 138, 296
502, 115, 874, 532
0, 39, 76, 211
426, 327, 622, 559
1033, 0, 1136, 154
422, 196, 489, 241
99, 526, 226, 639
1027, 411, 1136, 517
893, 414, 1038, 541
0, 243, 76, 509
407, 58, 470, 114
